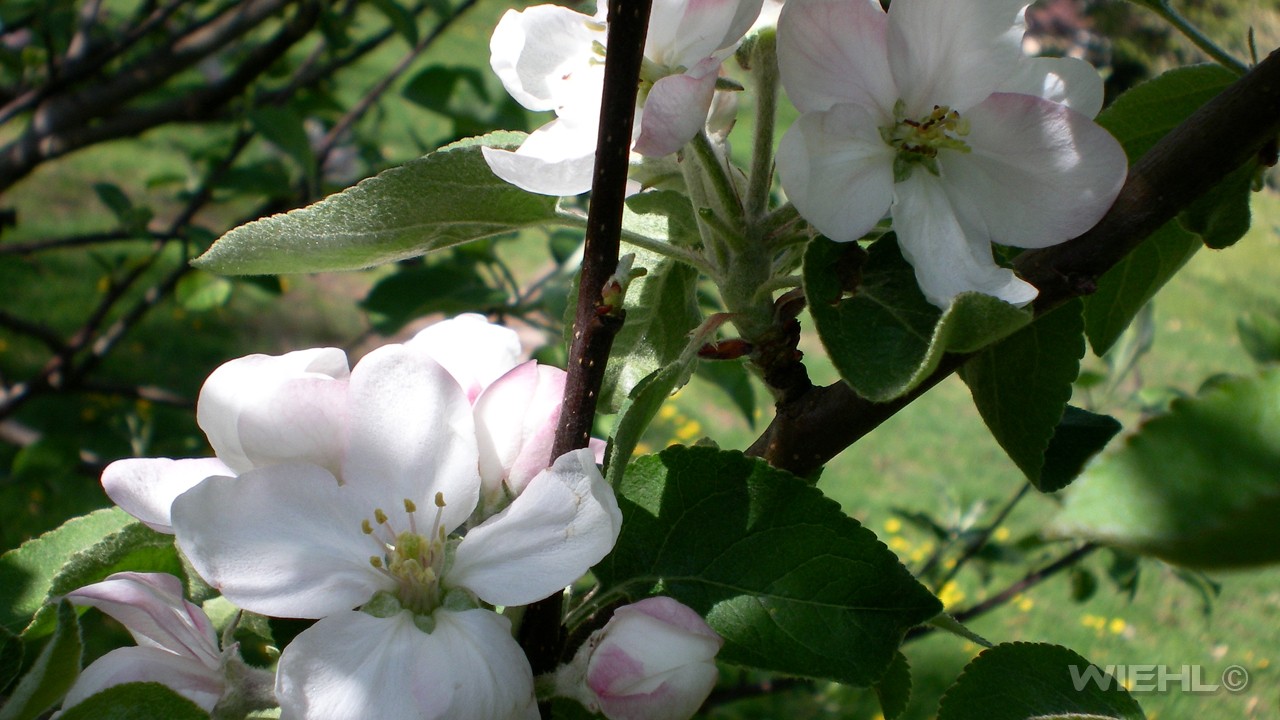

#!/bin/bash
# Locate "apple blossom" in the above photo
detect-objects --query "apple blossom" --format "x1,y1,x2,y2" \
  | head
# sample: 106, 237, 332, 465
557, 597, 723, 720
101, 348, 349, 533
481, 0, 765, 196
775, 0, 1127, 308
60, 572, 273, 715
170, 341, 623, 720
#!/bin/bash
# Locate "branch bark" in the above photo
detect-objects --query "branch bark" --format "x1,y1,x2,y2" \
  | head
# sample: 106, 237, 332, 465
748, 48, 1280, 478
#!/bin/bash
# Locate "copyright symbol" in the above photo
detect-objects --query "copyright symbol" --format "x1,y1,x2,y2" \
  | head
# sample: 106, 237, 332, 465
1221, 664, 1248, 692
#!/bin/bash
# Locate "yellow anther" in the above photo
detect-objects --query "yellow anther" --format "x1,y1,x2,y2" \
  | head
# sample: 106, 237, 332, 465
434, 492, 446, 508
404, 498, 417, 513
362, 519, 374, 535
369, 556, 384, 569
374, 508, 388, 525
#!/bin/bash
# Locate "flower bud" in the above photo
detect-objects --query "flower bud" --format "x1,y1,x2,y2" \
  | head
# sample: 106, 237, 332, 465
560, 597, 722, 720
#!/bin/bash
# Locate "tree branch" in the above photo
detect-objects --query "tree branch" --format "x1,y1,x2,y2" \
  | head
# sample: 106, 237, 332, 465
748, 47, 1280, 478
518, 0, 653, 690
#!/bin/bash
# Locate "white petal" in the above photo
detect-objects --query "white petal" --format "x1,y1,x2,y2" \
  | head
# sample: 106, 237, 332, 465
172, 467, 389, 619
343, 344, 479, 533
405, 314, 523, 402
474, 362, 565, 499
62, 646, 223, 713
892, 173, 1038, 308
450, 449, 621, 607
482, 114, 600, 197
776, 103, 895, 242
777, 0, 895, 114
197, 348, 349, 474
647, 0, 765, 68
489, 5, 605, 112
64, 572, 220, 667
235, 374, 348, 479
998, 56, 1106, 117
101, 457, 234, 533
888, 0, 1028, 113
633, 71, 717, 157
276, 609, 537, 720
939, 92, 1127, 249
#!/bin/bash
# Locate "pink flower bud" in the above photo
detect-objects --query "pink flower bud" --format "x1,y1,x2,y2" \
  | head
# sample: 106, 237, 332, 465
565, 597, 722, 720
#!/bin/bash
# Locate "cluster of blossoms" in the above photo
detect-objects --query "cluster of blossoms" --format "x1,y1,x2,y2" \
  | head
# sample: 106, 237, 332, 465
67, 315, 722, 719
486, 0, 1126, 308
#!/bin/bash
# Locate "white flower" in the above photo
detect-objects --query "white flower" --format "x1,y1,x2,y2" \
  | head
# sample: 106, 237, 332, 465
101, 348, 350, 533
482, 0, 765, 196
60, 573, 258, 714
775, 0, 1127, 308
557, 597, 723, 720
169, 341, 623, 720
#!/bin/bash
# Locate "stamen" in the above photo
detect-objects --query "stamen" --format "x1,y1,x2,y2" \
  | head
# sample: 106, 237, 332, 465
374, 508, 388, 525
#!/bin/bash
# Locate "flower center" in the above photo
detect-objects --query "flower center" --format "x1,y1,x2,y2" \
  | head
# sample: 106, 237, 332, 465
361, 493, 448, 617
880, 100, 971, 182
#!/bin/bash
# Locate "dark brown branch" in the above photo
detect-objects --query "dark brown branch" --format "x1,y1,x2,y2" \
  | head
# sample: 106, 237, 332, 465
748, 48, 1280, 478
518, 0, 653, 690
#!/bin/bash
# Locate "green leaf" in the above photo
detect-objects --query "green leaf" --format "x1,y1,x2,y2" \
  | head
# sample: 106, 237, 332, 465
91, 183, 152, 232
937, 642, 1144, 720
605, 320, 725, 486
0, 601, 81, 720
960, 301, 1088, 490
369, 0, 418, 45
175, 271, 233, 312
57, 682, 209, 720
875, 652, 912, 720
1237, 309, 1280, 364
1039, 406, 1124, 493
0, 626, 22, 692
249, 105, 316, 181
22, 522, 184, 640
1179, 160, 1255, 249
1084, 64, 1239, 356
1083, 223, 1199, 356
194, 132, 558, 275
594, 446, 942, 686
0, 508, 133, 636
694, 358, 756, 429
805, 237, 1032, 402
360, 261, 507, 334
1051, 368, 1280, 568
599, 193, 703, 411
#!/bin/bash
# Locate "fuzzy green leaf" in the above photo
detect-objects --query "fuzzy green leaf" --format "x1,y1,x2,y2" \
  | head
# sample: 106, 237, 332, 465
194, 132, 558, 274
0, 601, 81, 720
57, 682, 209, 720
595, 446, 942, 685
1052, 368, 1280, 567
875, 651, 912, 720
0, 509, 133, 635
805, 236, 1031, 402
937, 642, 1143, 720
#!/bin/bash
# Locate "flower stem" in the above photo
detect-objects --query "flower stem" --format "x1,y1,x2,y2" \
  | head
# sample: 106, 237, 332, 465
1144, 0, 1248, 74
745, 28, 779, 220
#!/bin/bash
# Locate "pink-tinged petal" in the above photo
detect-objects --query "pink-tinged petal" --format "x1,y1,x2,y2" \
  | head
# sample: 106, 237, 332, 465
197, 348, 349, 474
62, 646, 223, 713
891, 173, 1039, 308
65, 572, 220, 668
172, 467, 389, 619
940, 92, 1126, 249
235, 375, 348, 478
648, 0, 765, 67
482, 113, 601, 197
405, 314, 523, 402
343, 344, 479, 532
474, 362, 565, 499
634, 71, 716, 157
997, 56, 1106, 118
101, 457, 234, 533
775, 103, 895, 242
587, 598, 722, 720
489, 5, 605, 112
777, 0, 895, 114
888, 0, 1028, 114
276, 609, 537, 720
450, 449, 621, 607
